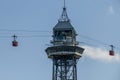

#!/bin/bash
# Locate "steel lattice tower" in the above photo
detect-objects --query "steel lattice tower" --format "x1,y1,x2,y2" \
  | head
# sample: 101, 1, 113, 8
45, 1, 84, 80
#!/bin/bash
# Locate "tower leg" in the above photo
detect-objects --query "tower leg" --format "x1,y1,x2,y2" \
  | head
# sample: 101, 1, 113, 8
52, 56, 77, 80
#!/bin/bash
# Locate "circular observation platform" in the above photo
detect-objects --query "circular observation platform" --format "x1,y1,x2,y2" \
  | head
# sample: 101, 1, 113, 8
45, 46, 84, 59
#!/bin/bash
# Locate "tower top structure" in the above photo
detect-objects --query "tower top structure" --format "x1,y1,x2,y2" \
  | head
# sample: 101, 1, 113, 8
58, 0, 70, 22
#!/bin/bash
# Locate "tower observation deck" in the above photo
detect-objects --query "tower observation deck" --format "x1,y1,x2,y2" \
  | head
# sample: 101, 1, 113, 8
45, 1, 84, 80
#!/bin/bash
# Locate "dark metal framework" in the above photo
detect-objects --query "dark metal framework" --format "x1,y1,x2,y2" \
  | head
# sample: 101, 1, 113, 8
45, 1, 84, 80
52, 56, 77, 80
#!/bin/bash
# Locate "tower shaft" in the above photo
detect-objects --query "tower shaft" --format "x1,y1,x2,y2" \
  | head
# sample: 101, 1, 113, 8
52, 56, 77, 80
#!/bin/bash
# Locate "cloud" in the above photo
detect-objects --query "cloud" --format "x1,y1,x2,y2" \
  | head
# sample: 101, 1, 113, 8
82, 45, 120, 63
108, 6, 115, 15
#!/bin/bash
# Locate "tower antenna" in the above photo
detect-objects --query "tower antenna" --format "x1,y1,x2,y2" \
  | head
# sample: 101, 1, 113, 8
59, 0, 69, 22
64, 0, 66, 8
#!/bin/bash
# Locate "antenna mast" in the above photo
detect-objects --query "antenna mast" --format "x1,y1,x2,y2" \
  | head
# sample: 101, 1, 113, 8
64, 0, 66, 8
59, 0, 69, 22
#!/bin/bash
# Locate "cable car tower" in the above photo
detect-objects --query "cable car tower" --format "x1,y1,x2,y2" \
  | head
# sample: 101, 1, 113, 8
45, 0, 84, 80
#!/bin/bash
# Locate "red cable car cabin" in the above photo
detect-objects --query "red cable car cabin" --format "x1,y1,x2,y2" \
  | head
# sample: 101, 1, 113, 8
12, 40, 18, 47
109, 50, 114, 56
12, 35, 18, 47
109, 45, 115, 56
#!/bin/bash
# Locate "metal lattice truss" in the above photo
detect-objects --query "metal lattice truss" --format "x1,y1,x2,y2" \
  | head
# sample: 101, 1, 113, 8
52, 57, 77, 80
